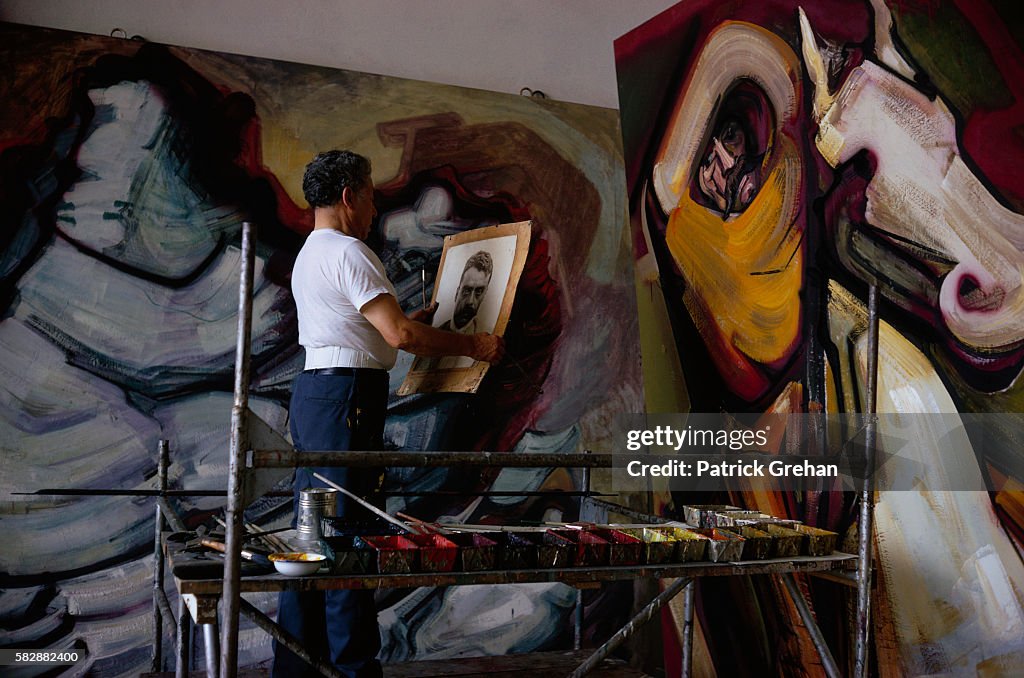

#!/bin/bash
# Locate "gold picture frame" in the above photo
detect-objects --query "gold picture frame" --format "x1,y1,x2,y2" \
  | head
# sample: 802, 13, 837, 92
398, 220, 532, 394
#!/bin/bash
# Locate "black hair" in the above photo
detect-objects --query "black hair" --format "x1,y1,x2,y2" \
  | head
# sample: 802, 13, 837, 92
463, 250, 494, 278
301, 150, 372, 207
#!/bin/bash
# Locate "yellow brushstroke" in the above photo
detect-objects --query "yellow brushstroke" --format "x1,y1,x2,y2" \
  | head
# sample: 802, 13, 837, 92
992, 469, 1024, 551
259, 120, 316, 206
731, 382, 804, 518
665, 137, 803, 366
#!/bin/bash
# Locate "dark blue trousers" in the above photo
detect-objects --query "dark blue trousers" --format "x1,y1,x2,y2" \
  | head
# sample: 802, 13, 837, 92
273, 369, 388, 678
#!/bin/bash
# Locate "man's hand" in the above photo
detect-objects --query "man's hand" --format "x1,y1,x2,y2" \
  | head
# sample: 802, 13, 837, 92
409, 302, 438, 325
471, 333, 506, 364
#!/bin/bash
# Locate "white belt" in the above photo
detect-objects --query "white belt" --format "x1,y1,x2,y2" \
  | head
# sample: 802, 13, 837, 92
303, 346, 385, 370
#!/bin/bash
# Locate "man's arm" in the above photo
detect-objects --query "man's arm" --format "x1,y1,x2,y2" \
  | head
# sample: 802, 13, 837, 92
361, 293, 504, 363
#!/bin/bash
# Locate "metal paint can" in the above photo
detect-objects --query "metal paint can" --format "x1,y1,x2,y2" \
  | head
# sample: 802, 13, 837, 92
297, 487, 338, 541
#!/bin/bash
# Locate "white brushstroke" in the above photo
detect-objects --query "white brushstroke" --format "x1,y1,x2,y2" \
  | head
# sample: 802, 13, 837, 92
152, 392, 289, 515
58, 81, 167, 250
57, 81, 241, 279
0, 319, 160, 573
380, 185, 489, 250
652, 21, 799, 215
379, 582, 575, 661
805, 23, 1024, 353
51, 562, 276, 675
14, 238, 292, 392
868, 0, 918, 80
0, 317, 289, 574
798, 8, 836, 123
951, 545, 1024, 657
59, 557, 153, 616
832, 282, 1024, 673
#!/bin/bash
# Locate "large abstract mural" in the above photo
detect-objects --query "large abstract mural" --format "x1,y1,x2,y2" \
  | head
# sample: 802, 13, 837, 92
617, 0, 1024, 675
0, 23, 641, 673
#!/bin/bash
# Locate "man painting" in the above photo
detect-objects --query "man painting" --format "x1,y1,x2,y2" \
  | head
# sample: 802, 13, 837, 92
278, 150, 504, 677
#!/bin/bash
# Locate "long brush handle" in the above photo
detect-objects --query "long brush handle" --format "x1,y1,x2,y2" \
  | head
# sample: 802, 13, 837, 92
199, 538, 271, 566
311, 472, 412, 534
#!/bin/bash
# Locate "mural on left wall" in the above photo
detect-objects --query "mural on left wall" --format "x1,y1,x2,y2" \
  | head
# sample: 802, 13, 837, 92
0, 24, 641, 673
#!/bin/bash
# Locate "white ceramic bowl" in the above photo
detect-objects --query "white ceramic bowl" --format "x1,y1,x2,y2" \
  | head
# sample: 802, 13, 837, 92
268, 552, 326, 576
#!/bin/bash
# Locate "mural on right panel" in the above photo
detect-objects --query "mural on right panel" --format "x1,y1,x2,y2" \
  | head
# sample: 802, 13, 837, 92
617, 0, 1024, 674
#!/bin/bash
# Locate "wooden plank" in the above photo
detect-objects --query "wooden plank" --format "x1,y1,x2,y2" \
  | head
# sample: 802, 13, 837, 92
175, 554, 857, 594
141, 672, 266, 677
167, 531, 856, 595
383, 650, 649, 677
142, 652, 650, 677
250, 449, 615, 469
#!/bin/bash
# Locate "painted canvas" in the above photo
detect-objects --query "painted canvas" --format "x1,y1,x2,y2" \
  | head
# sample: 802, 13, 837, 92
617, 0, 1024, 675
0, 23, 641, 673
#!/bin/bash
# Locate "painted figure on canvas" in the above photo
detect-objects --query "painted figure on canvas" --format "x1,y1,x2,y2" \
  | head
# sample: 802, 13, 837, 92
0, 27, 639, 673
617, 0, 1024, 674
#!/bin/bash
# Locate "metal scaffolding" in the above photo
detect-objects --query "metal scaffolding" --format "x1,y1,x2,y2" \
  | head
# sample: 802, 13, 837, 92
196, 221, 877, 677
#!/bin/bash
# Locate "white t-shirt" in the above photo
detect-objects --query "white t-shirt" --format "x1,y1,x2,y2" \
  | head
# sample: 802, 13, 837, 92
291, 229, 398, 369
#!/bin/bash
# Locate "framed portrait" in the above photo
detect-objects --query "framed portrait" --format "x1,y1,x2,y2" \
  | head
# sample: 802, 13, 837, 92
398, 221, 532, 394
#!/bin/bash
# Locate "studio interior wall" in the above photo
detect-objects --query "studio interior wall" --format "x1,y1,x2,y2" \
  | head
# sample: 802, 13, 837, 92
0, 0, 680, 109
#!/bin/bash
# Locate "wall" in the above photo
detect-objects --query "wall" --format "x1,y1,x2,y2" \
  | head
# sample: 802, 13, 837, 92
0, 5, 655, 671
0, 0, 679, 109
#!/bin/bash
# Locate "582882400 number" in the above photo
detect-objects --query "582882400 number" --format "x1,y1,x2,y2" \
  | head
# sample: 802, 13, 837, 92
2, 649, 83, 665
